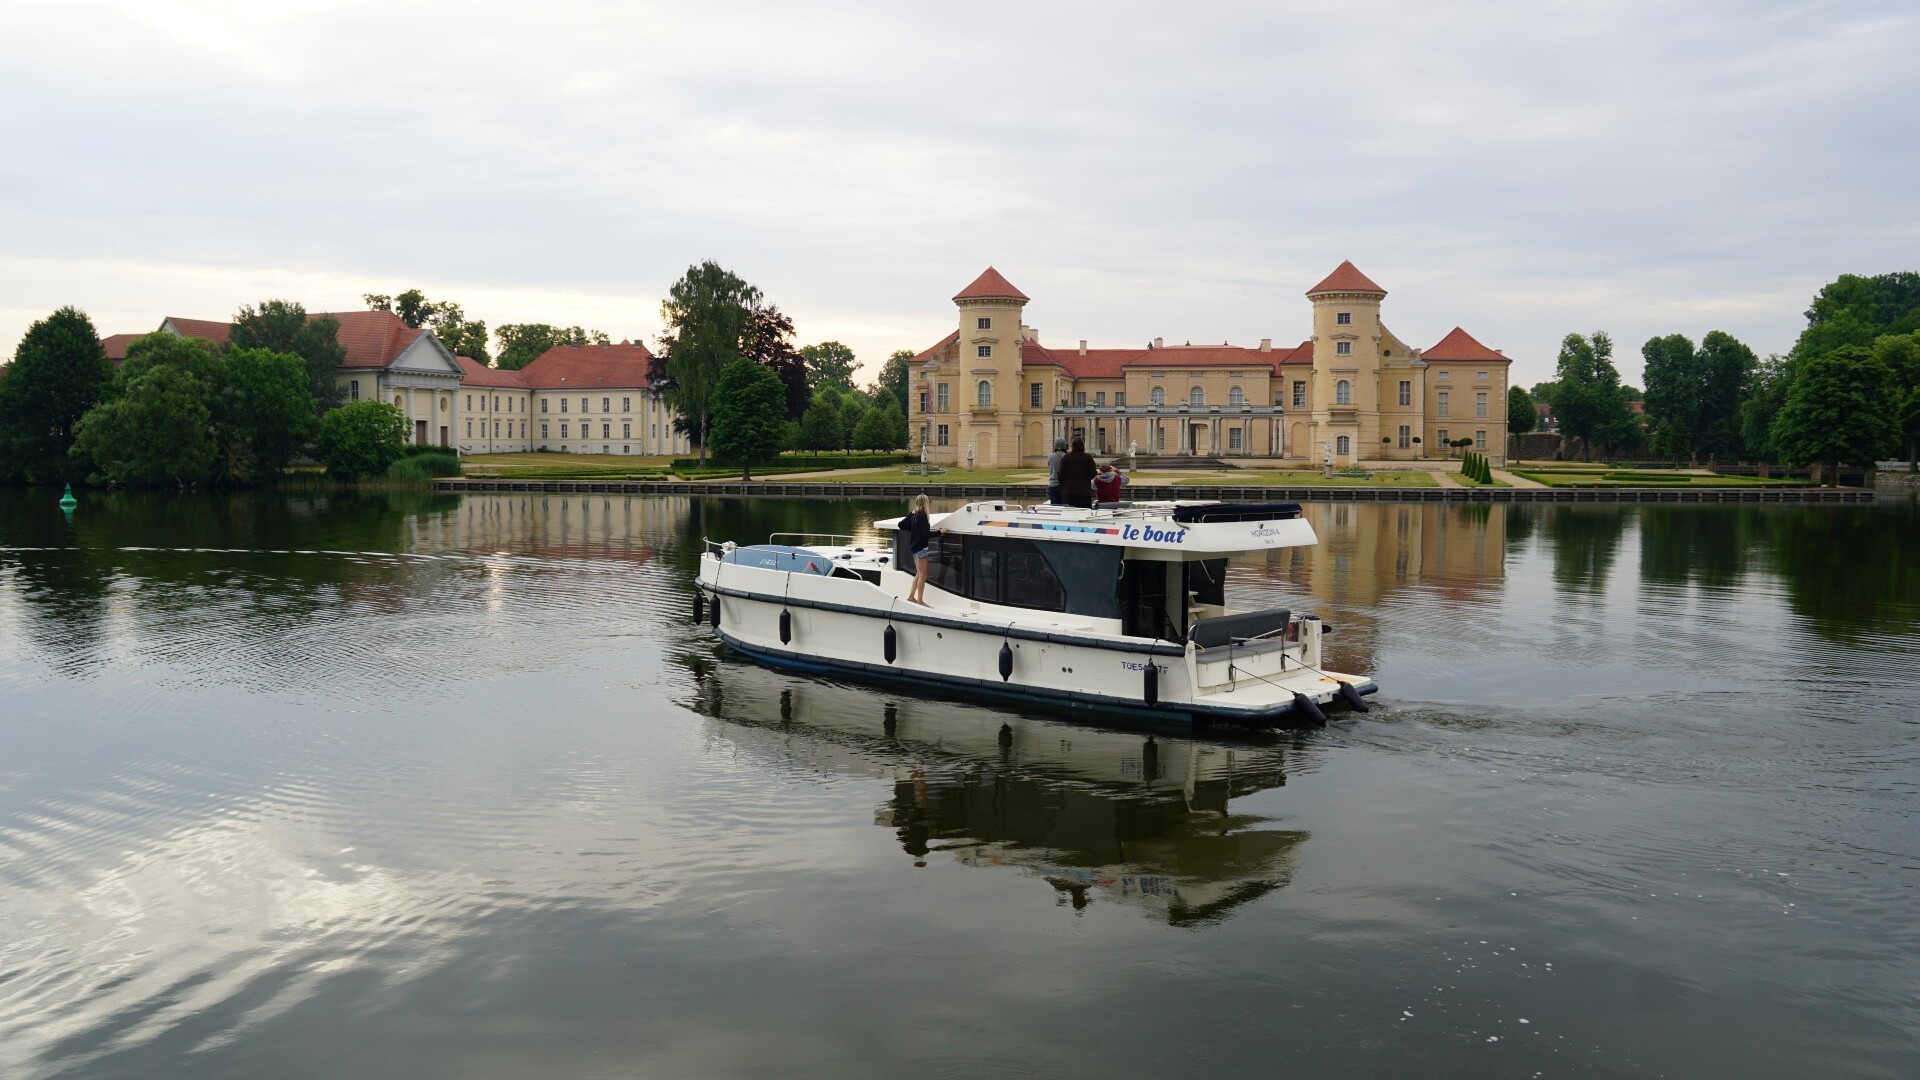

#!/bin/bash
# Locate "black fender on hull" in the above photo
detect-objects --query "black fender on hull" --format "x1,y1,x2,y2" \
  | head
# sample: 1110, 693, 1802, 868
1293, 692, 1327, 727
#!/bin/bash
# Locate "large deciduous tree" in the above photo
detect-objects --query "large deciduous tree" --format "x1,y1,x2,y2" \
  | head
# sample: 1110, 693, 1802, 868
658, 261, 762, 462
853, 398, 907, 451
1642, 331, 1757, 459
215, 348, 318, 481
799, 341, 858, 393
0, 306, 111, 483
1770, 345, 1898, 482
744, 305, 810, 420
707, 358, 786, 479
869, 349, 914, 415
494, 323, 608, 370
71, 365, 216, 488
798, 398, 844, 451
1739, 354, 1792, 462
1506, 385, 1535, 435
230, 300, 346, 413
1552, 331, 1637, 458
314, 400, 410, 481
1869, 330, 1920, 470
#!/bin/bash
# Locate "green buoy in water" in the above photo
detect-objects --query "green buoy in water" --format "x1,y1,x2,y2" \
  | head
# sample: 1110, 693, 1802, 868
58, 483, 78, 510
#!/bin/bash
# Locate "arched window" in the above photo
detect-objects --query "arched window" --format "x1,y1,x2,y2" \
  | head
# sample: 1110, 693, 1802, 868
1336, 379, 1352, 405
1150, 386, 1165, 406
1336, 435, 1350, 456
976, 380, 992, 406
1228, 386, 1245, 406
1189, 387, 1204, 407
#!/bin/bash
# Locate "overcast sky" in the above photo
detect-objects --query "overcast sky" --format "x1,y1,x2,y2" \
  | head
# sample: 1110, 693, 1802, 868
3, 0, 1915, 388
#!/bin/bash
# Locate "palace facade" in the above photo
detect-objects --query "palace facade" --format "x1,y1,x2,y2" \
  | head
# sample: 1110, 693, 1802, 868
909, 262, 1512, 468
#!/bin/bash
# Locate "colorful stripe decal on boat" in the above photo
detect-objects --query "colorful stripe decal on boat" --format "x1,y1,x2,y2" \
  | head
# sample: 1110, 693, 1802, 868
980, 520, 1123, 536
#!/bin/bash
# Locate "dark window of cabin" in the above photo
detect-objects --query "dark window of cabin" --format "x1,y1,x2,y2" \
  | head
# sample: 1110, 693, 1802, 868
969, 544, 1003, 605
929, 533, 966, 594
1119, 559, 1173, 640
1003, 545, 1066, 612
1185, 558, 1228, 607
1038, 542, 1122, 618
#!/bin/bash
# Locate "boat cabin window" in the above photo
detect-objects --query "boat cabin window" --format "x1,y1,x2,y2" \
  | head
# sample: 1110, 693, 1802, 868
924, 534, 1120, 617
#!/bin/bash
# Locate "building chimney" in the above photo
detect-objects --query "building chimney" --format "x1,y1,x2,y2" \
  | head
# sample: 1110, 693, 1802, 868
1022, 326, 1037, 343
1078, 340, 1087, 355
1153, 337, 1164, 349
1259, 338, 1272, 351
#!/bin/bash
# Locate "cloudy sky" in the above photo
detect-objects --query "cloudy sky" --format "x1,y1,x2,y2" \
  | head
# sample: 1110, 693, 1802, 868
3, 0, 1915, 387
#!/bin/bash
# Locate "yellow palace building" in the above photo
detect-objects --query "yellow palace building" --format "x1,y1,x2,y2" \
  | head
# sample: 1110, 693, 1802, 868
909, 261, 1512, 468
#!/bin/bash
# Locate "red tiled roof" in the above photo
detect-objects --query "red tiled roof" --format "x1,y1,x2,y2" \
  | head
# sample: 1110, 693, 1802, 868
953, 267, 1029, 303
915, 330, 958, 364
101, 333, 143, 362
1018, 340, 1314, 379
455, 356, 530, 388
517, 341, 657, 389
1421, 326, 1508, 362
162, 310, 428, 370
164, 317, 232, 347
1305, 260, 1386, 297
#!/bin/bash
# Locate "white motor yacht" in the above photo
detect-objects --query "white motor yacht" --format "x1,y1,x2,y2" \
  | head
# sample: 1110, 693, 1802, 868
693, 500, 1378, 726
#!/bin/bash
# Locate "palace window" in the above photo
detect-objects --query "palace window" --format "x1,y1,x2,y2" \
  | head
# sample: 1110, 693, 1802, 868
1477, 370, 1488, 381
493, 395, 500, 411
1336, 435, 1350, 455
1399, 424, 1411, 449
1399, 380, 1411, 407
919, 391, 929, 413
1189, 387, 1204, 407
1336, 379, 1352, 405
1030, 383, 1042, 408
541, 422, 549, 438
937, 424, 950, 446
561, 423, 570, 439
977, 317, 991, 330
1476, 392, 1488, 418
1292, 381, 1306, 408
1150, 387, 1165, 406
1437, 370, 1450, 381
1336, 312, 1352, 325
623, 397, 631, 412
1336, 341, 1353, 356
1229, 428, 1243, 450
1438, 428, 1449, 447
580, 398, 589, 413
602, 423, 611, 438
1157, 428, 1166, 450
350, 380, 360, 401
1075, 391, 1087, 406
465, 420, 472, 437
1476, 430, 1487, 450
977, 380, 992, 406
561, 399, 569, 412
1228, 386, 1245, 406
1114, 393, 1125, 406
977, 345, 992, 359
937, 383, 950, 410
493, 421, 500, 438
1094, 391, 1106, 406
464, 394, 471, 410
1437, 391, 1450, 417
623, 422, 631, 438
541, 399, 549, 412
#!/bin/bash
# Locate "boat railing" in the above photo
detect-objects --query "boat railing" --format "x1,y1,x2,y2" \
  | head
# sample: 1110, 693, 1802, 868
766, 532, 878, 549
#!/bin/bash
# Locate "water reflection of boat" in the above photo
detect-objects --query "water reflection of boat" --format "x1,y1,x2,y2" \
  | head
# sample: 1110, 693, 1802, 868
681, 650, 1308, 925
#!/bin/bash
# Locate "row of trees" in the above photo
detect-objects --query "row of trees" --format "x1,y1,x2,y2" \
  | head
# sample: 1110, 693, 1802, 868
1517, 272, 1918, 475
363, 289, 611, 370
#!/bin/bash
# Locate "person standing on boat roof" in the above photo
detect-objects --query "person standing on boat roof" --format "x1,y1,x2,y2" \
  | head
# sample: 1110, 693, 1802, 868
1094, 461, 1127, 504
903, 494, 934, 605
1045, 438, 1067, 504
1057, 436, 1098, 508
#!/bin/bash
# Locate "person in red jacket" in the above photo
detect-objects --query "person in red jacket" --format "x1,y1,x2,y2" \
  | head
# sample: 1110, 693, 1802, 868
1093, 462, 1127, 504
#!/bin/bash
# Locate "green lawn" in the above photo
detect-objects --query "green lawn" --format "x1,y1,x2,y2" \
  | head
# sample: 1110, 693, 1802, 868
1171, 470, 1440, 488
793, 466, 1047, 485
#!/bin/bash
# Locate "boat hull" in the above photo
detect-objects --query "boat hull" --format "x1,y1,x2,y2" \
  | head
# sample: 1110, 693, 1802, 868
701, 569, 1377, 727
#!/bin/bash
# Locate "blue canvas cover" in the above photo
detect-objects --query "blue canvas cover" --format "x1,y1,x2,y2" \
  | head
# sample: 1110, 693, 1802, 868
721, 544, 834, 575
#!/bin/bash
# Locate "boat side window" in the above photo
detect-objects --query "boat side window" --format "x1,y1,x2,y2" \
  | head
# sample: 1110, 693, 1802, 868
929, 533, 966, 595
1037, 541, 1121, 618
1185, 558, 1228, 609
1002, 545, 1067, 612
969, 544, 1004, 605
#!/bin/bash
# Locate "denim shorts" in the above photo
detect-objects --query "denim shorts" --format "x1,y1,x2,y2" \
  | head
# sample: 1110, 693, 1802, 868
914, 549, 929, 560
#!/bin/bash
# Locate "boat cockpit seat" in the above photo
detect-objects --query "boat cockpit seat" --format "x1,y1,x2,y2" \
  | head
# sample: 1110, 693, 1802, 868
720, 544, 835, 575
1189, 607, 1292, 651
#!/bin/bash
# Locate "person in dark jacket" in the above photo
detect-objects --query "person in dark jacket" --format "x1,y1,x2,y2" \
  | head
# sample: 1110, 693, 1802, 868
1057, 437, 1098, 508
903, 493, 933, 604
1044, 438, 1067, 504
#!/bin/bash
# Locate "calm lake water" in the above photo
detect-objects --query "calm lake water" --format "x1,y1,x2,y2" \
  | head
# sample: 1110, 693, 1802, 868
1, 487, 1916, 1079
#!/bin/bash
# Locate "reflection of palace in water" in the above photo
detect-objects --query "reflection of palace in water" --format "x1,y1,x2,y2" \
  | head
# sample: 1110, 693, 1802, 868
679, 649, 1307, 925
1231, 502, 1509, 674
427, 494, 696, 562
